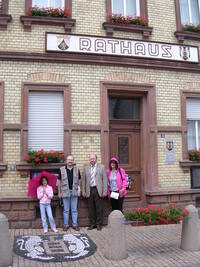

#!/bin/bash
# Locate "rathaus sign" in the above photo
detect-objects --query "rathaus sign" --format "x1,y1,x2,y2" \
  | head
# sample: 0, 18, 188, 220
46, 33, 199, 63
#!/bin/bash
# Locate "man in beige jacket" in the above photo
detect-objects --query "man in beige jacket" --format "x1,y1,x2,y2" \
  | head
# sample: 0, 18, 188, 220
82, 154, 107, 230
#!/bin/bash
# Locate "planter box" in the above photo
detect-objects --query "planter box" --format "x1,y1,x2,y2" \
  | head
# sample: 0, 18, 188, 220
130, 220, 181, 226
131, 220, 145, 226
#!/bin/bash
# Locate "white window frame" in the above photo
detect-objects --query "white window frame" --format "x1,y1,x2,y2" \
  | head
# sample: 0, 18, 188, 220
32, 0, 65, 8
181, 0, 200, 23
186, 98, 200, 150
111, 0, 140, 17
187, 119, 199, 149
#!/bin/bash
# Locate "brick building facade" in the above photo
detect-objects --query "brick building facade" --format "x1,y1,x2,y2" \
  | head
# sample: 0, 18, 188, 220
1, 0, 200, 228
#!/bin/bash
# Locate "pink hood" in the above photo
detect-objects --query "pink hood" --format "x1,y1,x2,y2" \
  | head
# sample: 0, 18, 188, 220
109, 157, 119, 166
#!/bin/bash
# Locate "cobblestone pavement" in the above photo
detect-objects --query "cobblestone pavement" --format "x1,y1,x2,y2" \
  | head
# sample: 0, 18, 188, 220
10, 224, 200, 267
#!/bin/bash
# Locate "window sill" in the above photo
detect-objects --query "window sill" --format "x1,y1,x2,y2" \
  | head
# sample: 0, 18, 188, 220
0, 163, 7, 177
0, 14, 12, 30
179, 160, 200, 172
175, 30, 200, 43
16, 163, 64, 178
20, 16, 76, 32
103, 22, 153, 38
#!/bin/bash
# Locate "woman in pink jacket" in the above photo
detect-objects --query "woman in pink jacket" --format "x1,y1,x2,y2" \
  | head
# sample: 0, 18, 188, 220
37, 175, 58, 233
107, 157, 127, 211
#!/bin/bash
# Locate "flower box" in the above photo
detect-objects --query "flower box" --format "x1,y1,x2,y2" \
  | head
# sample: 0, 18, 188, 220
103, 14, 152, 38
25, 150, 64, 167
28, 7, 70, 18
182, 23, 200, 33
131, 220, 145, 226
123, 203, 189, 226
110, 14, 148, 26
188, 149, 200, 161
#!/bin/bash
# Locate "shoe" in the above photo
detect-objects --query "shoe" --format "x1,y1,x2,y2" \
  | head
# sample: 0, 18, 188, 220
63, 226, 70, 231
52, 228, 58, 233
72, 226, 80, 231
87, 225, 96, 230
44, 229, 48, 234
97, 225, 102, 231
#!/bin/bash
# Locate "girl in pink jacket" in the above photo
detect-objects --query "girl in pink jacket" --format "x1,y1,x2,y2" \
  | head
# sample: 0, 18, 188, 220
37, 176, 58, 233
107, 157, 127, 211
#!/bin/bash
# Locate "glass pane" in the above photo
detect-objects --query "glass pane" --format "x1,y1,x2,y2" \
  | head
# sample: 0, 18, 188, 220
126, 0, 137, 17
190, 0, 200, 24
180, 0, 190, 24
118, 137, 129, 164
32, 0, 43, 7
32, 0, 64, 8
109, 98, 139, 120
112, 0, 124, 15
0, 0, 2, 11
187, 120, 196, 149
50, 0, 64, 8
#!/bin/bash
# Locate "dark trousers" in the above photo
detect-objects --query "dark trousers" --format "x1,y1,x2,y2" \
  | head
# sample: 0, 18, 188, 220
88, 187, 103, 226
110, 196, 124, 212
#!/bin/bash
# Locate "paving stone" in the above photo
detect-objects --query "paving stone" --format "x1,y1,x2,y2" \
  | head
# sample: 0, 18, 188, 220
9, 224, 200, 267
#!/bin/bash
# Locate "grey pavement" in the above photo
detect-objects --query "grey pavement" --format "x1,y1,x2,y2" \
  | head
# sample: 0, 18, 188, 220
10, 224, 200, 267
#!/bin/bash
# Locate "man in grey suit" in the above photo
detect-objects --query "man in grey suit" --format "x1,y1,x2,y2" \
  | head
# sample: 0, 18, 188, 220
82, 154, 107, 231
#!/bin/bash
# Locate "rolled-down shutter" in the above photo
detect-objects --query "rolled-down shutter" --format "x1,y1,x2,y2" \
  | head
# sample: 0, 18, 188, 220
186, 98, 200, 120
28, 91, 64, 151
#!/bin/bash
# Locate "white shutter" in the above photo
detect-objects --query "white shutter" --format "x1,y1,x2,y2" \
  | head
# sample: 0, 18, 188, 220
186, 98, 200, 120
28, 91, 64, 151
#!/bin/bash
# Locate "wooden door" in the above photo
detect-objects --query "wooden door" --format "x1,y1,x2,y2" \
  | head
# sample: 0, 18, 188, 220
109, 97, 141, 198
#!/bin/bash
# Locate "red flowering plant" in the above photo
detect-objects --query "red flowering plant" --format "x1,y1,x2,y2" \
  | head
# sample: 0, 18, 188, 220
182, 23, 200, 32
28, 6, 70, 17
25, 149, 64, 166
110, 14, 148, 26
123, 203, 189, 225
188, 149, 200, 161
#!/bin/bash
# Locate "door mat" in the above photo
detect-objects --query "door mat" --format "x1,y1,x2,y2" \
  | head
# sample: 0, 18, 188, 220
13, 233, 97, 262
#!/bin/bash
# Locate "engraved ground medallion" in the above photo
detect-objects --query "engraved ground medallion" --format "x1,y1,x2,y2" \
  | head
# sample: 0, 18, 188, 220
13, 233, 97, 262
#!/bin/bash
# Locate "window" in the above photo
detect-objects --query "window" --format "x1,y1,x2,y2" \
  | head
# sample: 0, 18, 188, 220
118, 136, 129, 164
104, 0, 152, 38
180, 0, 200, 25
28, 91, 64, 151
21, 0, 75, 32
32, 0, 64, 8
111, 0, 140, 17
191, 167, 200, 188
186, 98, 200, 150
109, 98, 139, 120
0, 82, 7, 175
0, 0, 2, 12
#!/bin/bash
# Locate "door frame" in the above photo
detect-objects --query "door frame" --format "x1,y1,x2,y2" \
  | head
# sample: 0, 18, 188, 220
100, 81, 158, 204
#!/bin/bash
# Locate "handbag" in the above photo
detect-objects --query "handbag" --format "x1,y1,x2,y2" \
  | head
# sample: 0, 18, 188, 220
119, 168, 132, 190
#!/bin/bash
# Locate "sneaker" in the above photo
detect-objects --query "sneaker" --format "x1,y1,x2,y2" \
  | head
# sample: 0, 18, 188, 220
63, 226, 70, 231
72, 226, 80, 231
44, 229, 48, 234
52, 228, 58, 233
97, 225, 102, 231
87, 225, 96, 230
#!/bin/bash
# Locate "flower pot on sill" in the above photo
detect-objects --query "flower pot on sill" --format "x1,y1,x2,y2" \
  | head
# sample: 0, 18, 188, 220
131, 220, 145, 226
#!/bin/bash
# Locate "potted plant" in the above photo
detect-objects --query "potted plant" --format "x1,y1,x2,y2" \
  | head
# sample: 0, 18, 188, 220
182, 23, 200, 33
110, 14, 148, 27
123, 203, 189, 226
25, 149, 64, 166
188, 149, 200, 161
28, 6, 70, 18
